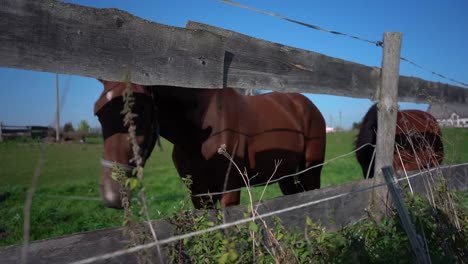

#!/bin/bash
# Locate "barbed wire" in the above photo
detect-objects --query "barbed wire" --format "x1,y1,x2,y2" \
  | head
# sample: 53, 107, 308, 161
69, 162, 467, 264
219, 0, 468, 88
219, 0, 382, 46
400, 57, 468, 87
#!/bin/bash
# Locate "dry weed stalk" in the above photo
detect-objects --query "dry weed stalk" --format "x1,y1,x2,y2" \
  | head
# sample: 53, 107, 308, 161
218, 144, 292, 263
119, 77, 162, 263
21, 154, 44, 264
393, 122, 463, 256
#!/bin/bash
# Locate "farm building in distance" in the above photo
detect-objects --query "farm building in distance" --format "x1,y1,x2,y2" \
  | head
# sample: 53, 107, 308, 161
0, 123, 51, 141
427, 104, 468, 128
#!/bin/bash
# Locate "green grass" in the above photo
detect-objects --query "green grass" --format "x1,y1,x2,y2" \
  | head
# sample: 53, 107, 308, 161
440, 128, 468, 164
0, 128, 466, 246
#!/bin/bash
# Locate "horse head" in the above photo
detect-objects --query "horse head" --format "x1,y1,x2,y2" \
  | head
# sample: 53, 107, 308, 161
94, 80, 158, 208
355, 103, 443, 179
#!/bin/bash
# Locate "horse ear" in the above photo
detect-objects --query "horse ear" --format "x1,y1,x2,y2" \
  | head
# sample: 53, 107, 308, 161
98, 79, 111, 89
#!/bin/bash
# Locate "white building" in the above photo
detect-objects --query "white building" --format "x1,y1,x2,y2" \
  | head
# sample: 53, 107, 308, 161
427, 104, 468, 128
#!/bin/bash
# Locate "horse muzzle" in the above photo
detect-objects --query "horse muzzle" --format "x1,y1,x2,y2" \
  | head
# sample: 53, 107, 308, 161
99, 158, 135, 209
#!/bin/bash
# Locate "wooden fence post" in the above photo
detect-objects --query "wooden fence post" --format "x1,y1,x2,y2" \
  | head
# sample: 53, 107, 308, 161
382, 166, 431, 264
0, 122, 3, 142
372, 32, 402, 216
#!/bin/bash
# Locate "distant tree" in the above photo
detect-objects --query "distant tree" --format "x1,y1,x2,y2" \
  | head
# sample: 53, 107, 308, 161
77, 120, 90, 134
63, 122, 75, 133
352, 121, 362, 130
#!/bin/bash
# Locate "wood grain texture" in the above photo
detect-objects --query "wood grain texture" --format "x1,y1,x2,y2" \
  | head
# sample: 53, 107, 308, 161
398, 76, 468, 105
0, 1, 466, 106
374, 32, 402, 180
186, 21, 381, 96
0, 0, 225, 88
1, 165, 466, 263
188, 21, 467, 106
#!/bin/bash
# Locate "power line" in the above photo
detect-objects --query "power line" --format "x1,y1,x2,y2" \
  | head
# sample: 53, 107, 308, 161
219, 0, 468, 88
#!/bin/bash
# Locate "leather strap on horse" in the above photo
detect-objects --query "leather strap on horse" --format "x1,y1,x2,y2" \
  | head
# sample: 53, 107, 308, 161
100, 158, 135, 172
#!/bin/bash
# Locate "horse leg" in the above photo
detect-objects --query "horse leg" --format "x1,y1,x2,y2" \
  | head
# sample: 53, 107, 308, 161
298, 161, 322, 191
191, 194, 220, 209
220, 191, 241, 207
298, 138, 326, 191
278, 174, 303, 195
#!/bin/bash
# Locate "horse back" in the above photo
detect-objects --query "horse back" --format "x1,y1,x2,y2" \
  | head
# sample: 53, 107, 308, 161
355, 104, 444, 177
394, 109, 443, 170
201, 88, 325, 166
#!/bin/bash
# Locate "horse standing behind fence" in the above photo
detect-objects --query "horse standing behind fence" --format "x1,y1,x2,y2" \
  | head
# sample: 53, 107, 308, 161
94, 80, 326, 209
355, 103, 444, 179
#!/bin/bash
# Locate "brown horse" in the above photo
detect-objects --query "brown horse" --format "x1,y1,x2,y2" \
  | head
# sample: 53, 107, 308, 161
355, 103, 444, 179
94, 80, 326, 209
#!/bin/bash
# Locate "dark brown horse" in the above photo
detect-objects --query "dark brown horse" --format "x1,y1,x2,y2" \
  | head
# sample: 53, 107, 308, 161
355, 103, 444, 179
94, 81, 326, 209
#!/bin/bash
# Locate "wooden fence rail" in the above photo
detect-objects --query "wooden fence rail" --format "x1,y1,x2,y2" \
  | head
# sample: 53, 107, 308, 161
0, 1, 467, 262
0, 164, 466, 263
0, 0, 466, 106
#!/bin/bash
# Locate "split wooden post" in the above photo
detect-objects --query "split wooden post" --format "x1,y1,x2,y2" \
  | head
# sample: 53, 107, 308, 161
382, 166, 431, 264
372, 32, 402, 216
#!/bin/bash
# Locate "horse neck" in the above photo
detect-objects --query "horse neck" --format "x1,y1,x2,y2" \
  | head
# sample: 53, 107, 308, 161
152, 86, 213, 145
357, 104, 378, 146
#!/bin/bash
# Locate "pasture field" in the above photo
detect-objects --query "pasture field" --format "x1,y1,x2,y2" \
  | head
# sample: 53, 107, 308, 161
0, 128, 467, 246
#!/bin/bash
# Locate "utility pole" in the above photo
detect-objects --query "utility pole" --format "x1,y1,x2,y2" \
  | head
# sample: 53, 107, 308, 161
339, 111, 342, 129
55, 73, 60, 142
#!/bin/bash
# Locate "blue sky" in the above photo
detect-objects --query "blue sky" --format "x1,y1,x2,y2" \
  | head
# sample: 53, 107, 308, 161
0, 0, 466, 129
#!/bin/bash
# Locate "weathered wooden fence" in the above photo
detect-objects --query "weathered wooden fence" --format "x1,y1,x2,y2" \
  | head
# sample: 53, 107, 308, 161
1, 1, 467, 103
1, 0, 466, 179
0, 165, 466, 263
0, 0, 467, 262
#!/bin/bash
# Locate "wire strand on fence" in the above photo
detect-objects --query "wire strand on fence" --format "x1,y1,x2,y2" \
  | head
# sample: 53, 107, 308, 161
30, 143, 374, 203
218, 0, 383, 46
70, 178, 387, 264
69, 162, 466, 264
395, 162, 468, 184
192, 142, 376, 197
36, 193, 184, 203
400, 56, 468, 88
219, 0, 468, 88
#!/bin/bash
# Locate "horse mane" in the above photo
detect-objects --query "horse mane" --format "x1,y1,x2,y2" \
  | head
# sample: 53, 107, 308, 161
355, 103, 378, 178
354, 103, 444, 179
355, 103, 378, 148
